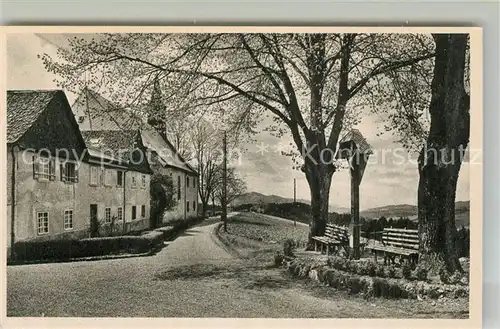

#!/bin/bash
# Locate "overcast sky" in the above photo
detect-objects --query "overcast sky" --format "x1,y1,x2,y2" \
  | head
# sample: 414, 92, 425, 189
6, 33, 471, 210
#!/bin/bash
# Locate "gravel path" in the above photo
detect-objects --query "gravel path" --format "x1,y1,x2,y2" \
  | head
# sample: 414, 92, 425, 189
7, 214, 466, 318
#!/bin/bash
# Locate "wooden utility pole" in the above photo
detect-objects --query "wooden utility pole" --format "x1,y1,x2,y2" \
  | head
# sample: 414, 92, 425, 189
350, 156, 361, 260
293, 178, 296, 203
222, 130, 228, 232
293, 178, 297, 227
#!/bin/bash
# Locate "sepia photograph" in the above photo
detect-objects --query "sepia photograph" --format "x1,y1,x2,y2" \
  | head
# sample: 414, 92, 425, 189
2, 27, 482, 323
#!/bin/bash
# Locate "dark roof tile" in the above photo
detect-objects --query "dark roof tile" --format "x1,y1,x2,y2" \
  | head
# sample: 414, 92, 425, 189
7, 90, 59, 143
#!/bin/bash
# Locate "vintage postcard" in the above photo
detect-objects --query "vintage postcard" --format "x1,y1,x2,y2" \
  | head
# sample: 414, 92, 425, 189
1, 26, 482, 328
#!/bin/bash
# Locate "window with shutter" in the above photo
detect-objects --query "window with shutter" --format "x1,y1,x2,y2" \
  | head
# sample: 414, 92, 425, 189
90, 166, 99, 185
33, 155, 52, 180
117, 171, 124, 187
131, 206, 137, 220
60, 163, 66, 182
49, 158, 55, 180
33, 155, 39, 179
61, 162, 78, 183
177, 176, 181, 200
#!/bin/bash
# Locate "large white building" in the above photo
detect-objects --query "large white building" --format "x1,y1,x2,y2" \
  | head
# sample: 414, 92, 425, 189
71, 80, 199, 226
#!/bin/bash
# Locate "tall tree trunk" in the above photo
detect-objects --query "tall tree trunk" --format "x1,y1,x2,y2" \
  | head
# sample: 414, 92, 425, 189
418, 33, 470, 274
305, 161, 334, 249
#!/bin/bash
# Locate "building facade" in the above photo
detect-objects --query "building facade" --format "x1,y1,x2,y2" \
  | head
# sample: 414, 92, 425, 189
6, 90, 152, 256
72, 85, 199, 225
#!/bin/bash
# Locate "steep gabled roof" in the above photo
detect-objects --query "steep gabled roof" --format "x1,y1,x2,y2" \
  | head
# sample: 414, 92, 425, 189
7, 90, 59, 143
81, 130, 152, 174
7, 90, 88, 154
73, 88, 197, 175
72, 88, 145, 131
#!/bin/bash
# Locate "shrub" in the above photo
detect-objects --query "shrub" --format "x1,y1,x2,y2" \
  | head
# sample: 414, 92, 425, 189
376, 264, 386, 278
402, 263, 412, 279
356, 262, 369, 276
366, 261, 377, 277
385, 266, 397, 278
450, 271, 463, 285
283, 239, 296, 257
274, 252, 284, 267
439, 267, 451, 284
414, 266, 428, 281
154, 225, 176, 240
346, 260, 358, 273
347, 276, 364, 294
329, 256, 345, 271
372, 277, 390, 297
454, 287, 468, 298
372, 278, 408, 299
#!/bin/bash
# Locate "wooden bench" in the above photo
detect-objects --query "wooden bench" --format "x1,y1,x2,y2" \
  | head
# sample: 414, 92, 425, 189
366, 228, 419, 266
312, 224, 349, 255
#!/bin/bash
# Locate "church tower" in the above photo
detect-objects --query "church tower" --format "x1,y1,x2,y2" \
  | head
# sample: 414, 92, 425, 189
147, 75, 167, 139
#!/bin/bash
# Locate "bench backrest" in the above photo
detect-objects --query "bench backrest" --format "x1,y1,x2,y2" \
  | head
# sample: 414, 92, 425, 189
382, 228, 419, 250
325, 224, 349, 244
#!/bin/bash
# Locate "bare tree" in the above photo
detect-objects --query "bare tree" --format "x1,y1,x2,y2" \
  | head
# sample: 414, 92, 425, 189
42, 33, 435, 246
214, 167, 247, 207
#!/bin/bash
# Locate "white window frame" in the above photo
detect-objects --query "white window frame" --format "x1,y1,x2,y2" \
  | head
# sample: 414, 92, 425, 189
64, 209, 73, 230
131, 175, 137, 189
89, 166, 100, 186
103, 169, 112, 187
39, 159, 50, 178
61, 161, 79, 183
117, 207, 123, 221
33, 155, 55, 181
141, 174, 146, 189
37, 211, 49, 235
105, 207, 112, 223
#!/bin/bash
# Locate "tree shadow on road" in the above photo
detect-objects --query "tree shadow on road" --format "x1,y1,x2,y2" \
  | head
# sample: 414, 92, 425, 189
153, 262, 292, 290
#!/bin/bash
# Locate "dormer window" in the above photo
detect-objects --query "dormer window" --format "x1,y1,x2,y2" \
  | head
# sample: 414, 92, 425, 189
78, 116, 85, 123
88, 138, 103, 148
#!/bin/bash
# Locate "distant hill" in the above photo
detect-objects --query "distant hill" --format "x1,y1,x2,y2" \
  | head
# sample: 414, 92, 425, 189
360, 201, 470, 227
232, 192, 349, 213
234, 192, 469, 227
360, 204, 417, 219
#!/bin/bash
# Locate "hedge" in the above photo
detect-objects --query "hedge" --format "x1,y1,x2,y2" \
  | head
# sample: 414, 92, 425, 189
154, 225, 176, 240
12, 231, 164, 263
